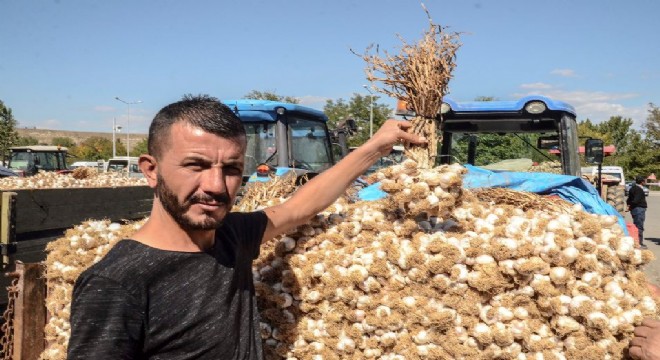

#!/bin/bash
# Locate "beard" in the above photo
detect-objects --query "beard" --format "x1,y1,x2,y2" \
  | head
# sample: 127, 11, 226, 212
155, 173, 232, 231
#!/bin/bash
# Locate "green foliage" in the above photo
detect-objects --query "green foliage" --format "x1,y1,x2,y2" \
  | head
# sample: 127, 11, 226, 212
71, 136, 115, 161
451, 133, 549, 165
632, 103, 660, 178
646, 103, 660, 145
577, 108, 659, 179
323, 93, 391, 147
51, 136, 77, 148
0, 100, 18, 163
15, 136, 39, 146
131, 138, 148, 156
618, 131, 657, 179
243, 90, 299, 104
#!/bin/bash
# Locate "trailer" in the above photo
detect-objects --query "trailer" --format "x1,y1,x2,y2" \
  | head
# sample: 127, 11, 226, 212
0, 186, 152, 358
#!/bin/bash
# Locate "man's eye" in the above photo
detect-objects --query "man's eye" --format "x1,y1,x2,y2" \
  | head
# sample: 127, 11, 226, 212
185, 163, 203, 170
225, 166, 243, 175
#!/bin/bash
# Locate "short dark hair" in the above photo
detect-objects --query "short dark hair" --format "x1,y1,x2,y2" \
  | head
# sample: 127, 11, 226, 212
636, 176, 646, 184
148, 94, 245, 159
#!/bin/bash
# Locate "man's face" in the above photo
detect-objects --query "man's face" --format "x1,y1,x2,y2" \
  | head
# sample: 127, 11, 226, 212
154, 122, 246, 231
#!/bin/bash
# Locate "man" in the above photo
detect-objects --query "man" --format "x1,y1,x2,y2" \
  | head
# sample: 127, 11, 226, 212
67, 95, 426, 359
627, 175, 648, 249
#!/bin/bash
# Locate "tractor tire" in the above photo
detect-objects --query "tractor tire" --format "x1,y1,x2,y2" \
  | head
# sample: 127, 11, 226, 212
606, 185, 626, 213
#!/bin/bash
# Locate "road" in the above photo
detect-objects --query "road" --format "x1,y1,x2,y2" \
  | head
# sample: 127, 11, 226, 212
624, 191, 660, 285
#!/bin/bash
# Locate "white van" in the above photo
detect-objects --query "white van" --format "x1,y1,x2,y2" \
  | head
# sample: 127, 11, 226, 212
594, 166, 626, 186
104, 157, 143, 178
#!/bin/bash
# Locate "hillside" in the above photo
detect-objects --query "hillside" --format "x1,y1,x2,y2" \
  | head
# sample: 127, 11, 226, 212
16, 128, 148, 151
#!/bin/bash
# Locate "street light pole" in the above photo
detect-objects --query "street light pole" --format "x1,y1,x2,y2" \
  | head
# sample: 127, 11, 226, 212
112, 118, 122, 158
114, 97, 142, 158
362, 85, 374, 138
112, 117, 116, 158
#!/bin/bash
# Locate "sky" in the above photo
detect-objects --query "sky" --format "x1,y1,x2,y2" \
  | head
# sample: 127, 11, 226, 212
2, 0, 659, 134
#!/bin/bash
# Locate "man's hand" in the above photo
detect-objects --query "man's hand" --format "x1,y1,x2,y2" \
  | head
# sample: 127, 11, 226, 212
363, 119, 427, 157
630, 319, 660, 360
648, 283, 660, 300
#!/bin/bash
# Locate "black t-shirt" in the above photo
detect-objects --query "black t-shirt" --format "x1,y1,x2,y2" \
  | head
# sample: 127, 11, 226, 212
67, 211, 269, 360
627, 184, 647, 209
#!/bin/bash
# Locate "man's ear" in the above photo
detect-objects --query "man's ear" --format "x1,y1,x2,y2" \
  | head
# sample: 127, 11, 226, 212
139, 154, 158, 188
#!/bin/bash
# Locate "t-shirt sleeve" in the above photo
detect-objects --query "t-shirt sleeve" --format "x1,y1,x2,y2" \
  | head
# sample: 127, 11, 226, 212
223, 211, 269, 260
67, 273, 144, 359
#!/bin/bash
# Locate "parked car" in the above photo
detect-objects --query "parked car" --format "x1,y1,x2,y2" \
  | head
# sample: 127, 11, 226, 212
625, 181, 650, 197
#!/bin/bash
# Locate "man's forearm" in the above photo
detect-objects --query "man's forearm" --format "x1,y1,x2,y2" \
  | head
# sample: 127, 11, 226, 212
283, 144, 382, 225
262, 119, 426, 242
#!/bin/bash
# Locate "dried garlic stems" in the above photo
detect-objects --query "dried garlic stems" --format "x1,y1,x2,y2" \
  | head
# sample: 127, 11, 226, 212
354, 4, 461, 168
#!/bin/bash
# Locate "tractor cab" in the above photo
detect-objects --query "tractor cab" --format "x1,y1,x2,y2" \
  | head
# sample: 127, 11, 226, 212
222, 100, 335, 183
398, 95, 581, 176
7, 145, 71, 177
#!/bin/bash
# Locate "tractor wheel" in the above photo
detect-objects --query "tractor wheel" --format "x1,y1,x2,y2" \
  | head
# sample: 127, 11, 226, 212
606, 185, 626, 213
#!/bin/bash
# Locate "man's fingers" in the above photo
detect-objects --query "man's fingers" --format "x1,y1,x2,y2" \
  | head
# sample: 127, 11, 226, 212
629, 345, 643, 360
647, 284, 660, 299
634, 325, 654, 337
642, 318, 660, 328
630, 337, 646, 347
400, 131, 427, 145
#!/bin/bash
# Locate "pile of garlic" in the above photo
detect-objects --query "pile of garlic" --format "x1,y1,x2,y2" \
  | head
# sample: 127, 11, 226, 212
252, 159, 657, 360
40, 219, 144, 360
38, 159, 657, 360
0, 170, 146, 190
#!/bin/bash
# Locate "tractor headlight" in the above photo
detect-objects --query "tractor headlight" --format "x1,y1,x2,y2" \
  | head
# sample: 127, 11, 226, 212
440, 102, 451, 114
525, 101, 547, 114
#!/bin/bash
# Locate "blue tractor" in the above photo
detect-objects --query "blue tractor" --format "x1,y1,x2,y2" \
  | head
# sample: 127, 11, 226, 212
223, 100, 347, 184
387, 95, 629, 232
424, 95, 582, 176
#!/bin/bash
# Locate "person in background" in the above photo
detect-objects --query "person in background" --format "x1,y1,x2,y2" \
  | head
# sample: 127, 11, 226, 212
627, 175, 648, 249
67, 94, 426, 359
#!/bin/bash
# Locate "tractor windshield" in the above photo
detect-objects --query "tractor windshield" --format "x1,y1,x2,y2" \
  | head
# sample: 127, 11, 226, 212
447, 133, 563, 174
8, 150, 68, 174
288, 116, 332, 173
243, 122, 277, 176
8, 152, 30, 171
242, 117, 332, 176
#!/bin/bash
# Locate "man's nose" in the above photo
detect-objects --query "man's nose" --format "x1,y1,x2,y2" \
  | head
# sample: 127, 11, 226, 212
200, 167, 227, 194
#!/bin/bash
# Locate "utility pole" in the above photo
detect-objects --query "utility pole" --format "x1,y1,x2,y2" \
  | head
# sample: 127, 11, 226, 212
114, 97, 142, 158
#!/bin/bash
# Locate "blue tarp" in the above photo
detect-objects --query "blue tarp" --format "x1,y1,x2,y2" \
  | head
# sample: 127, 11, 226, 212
358, 164, 628, 234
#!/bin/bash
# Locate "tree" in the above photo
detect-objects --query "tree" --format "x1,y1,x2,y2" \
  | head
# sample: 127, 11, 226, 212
323, 93, 391, 146
51, 136, 77, 148
618, 131, 657, 179
15, 136, 39, 146
625, 103, 660, 179
0, 100, 18, 164
577, 117, 634, 166
71, 136, 115, 161
646, 102, 660, 145
131, 138, 148, 156
243, 90, 299, 104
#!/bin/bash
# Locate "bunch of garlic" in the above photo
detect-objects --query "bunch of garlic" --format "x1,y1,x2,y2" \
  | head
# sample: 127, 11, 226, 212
40, 219, 145, 360
252, 159, 657, 360
0, 171, 146, 190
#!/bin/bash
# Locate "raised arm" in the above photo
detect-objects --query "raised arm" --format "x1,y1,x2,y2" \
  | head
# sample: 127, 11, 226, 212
262, 119, 426, 243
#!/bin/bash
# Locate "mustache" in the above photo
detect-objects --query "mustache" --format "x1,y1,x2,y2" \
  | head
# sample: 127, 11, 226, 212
188, 192, 231, 205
